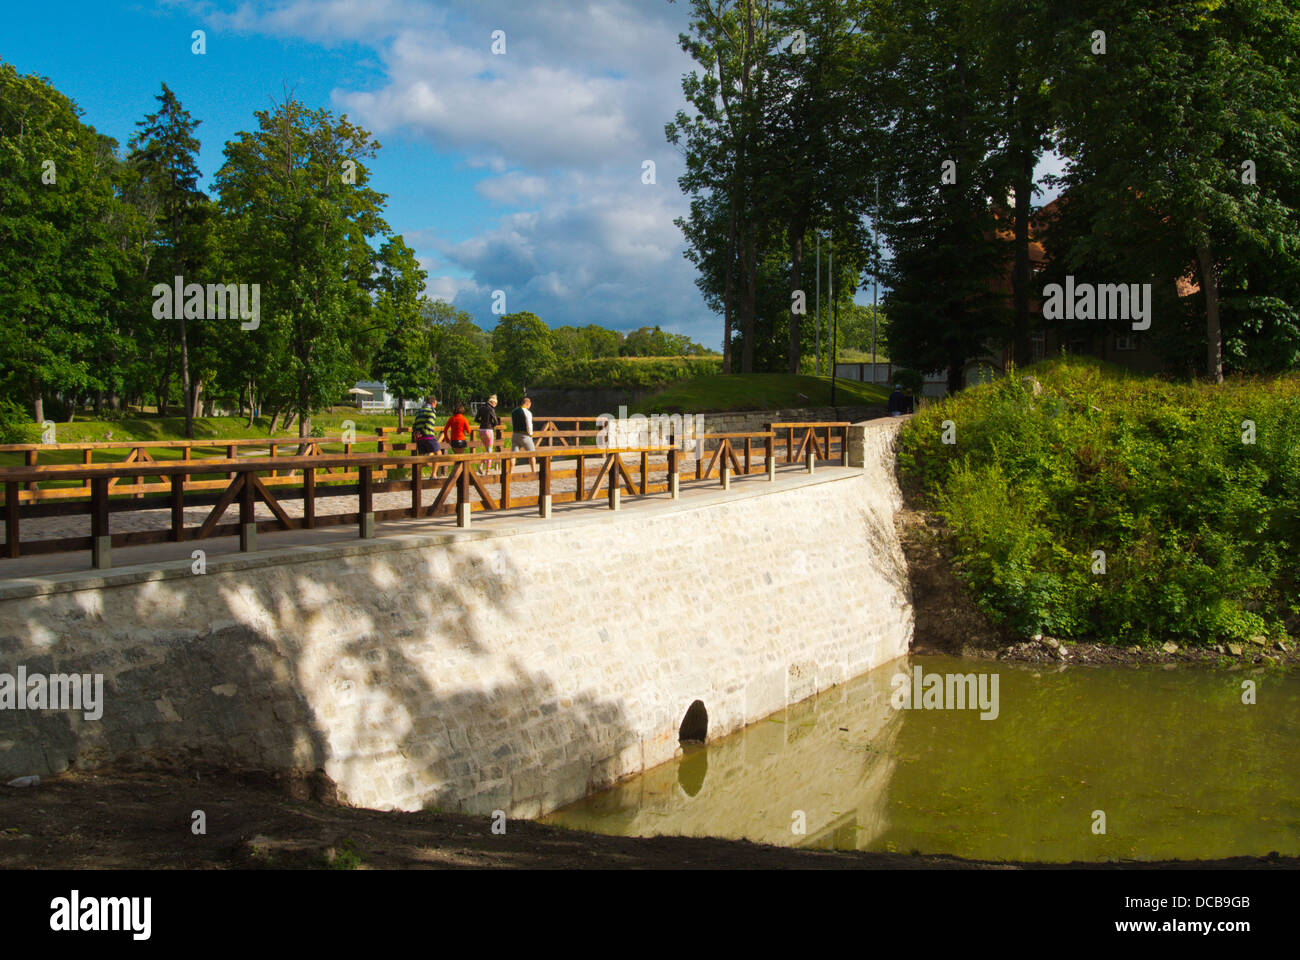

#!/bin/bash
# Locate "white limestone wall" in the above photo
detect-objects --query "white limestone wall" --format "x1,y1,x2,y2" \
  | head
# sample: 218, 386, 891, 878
0, 431, 912, 817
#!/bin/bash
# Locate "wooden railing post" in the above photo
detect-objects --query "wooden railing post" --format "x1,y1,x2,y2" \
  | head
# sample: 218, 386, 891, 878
640, 451, 648, 496
226, 444, 237, 480
24, 450, 36, 492
456, 460, 471, 528
5, 481, 19, 559
720, 440, 731, 490
766, 433, 776, 481
359, 465, 375, 539
411, 460, 423, 518
303, 467, 316, 529
539, 455, 552, 518
841, 425, 849, 467
240, 469, 258, 551
170, 473, 186, 542
744, 437, 752, 475
91, 476, 110, 570
608, 455, 620, 511
668, 448, 680, 500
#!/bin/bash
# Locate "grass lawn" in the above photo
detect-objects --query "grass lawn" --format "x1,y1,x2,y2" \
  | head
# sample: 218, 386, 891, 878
639, 374, 890, 414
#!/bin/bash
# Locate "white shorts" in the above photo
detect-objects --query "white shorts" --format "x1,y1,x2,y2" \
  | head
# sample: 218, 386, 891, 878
512, 436, 536, 451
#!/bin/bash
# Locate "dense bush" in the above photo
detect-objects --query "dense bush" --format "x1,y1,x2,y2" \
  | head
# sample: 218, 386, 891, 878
897, 357, 1300, 645
540, 356, 722, 390
0, 400, 40, 444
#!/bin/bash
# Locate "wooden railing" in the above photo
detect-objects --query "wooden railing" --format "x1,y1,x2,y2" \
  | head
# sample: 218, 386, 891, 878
0, 423, 850, 570
768, 422, 852, 467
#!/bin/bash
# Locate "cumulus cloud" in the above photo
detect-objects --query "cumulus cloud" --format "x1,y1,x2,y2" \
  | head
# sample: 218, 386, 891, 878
193, 0, 715, 342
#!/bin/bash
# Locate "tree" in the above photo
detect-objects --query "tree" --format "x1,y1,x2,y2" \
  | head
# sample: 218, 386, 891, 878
492, 311, 556, 397
0, 62, 128, 423
1051, 0, 1300, 382
373, 237, 433, 429
127, 83, 213, 436
669, 0, 781, 373
424, 301, 495, 402
214, 97, 389, 436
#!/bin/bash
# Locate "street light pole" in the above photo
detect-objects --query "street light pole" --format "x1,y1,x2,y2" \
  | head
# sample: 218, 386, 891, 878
872, 178, 879, 385
815, 233, 821, 377
830, 235, 837, 407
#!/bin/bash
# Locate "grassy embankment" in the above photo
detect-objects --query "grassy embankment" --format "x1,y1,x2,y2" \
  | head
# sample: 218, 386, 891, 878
898, 357, 1300, 647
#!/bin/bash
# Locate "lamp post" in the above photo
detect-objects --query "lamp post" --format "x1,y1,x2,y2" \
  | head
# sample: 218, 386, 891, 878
830, 235, 837, 407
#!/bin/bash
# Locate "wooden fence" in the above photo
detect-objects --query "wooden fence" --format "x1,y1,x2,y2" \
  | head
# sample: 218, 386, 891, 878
0, 423, 851, 571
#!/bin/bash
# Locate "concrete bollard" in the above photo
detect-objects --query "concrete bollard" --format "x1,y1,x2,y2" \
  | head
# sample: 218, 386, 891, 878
539, 494, 552, 518
457, 503, 471, 528
806, 445, 816, 474
720, 463, 731, 490
359, 513, 375, 540
767, 456, 776, 482
669, 472, 680, 500
92, 536, 112, 570
241, 523, 258, 552
609, 486, 621, 511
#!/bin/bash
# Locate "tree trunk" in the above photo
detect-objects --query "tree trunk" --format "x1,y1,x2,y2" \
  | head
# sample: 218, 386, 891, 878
1196, 241, 1223, 383
179, 316, 193, 439
1012, 147, 1034, 367
396, 399, 405, 431
723, 207, 736, 375
190, 378, 203, 420
32, 389, 44, 425
298, 389, 311, 439
788, 221, 806, 374
741, 222, 757, 374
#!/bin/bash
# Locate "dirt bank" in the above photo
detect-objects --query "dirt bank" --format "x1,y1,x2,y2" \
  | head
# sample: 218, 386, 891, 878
0, 770, 1293, 870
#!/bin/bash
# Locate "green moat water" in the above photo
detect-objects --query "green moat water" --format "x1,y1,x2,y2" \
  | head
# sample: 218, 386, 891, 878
543, 655, 1300, 861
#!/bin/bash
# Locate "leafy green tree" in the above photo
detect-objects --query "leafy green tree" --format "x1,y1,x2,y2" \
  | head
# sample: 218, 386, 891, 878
373, 238, 433, 428
214, 98, 389, 436
127, 83, 213, 436
492, 311, 556, 397
424, 301, 495, 402
1051, 0, 1300, 381
0, 62, 127, 423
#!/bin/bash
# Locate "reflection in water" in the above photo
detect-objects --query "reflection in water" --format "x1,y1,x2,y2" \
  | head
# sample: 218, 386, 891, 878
544, 656, 1300, 862
677, 743, 708, 798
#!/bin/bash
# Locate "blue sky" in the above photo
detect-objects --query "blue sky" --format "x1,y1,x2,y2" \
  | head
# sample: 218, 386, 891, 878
3, 0, 1063, 350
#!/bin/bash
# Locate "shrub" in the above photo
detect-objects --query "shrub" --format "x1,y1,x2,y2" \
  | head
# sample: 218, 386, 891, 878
0, 400, 40, 444
539, 356, 722, 390
898, 357, 1300, 645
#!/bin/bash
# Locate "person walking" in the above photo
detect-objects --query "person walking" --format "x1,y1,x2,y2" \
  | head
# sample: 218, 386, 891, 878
475, 394, 501, 475
440, 404, 472, 476
510, 396, 537, 475
411, 395, 441, 478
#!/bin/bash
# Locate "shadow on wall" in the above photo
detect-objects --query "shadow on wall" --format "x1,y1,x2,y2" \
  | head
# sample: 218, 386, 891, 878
0, 543, 644, 819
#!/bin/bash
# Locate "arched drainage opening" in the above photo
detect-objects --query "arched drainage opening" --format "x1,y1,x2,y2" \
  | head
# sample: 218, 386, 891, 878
678, 699, 708, 744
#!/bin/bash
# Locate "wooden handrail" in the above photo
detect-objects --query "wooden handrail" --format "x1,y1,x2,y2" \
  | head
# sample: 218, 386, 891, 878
0, 424, 851, 568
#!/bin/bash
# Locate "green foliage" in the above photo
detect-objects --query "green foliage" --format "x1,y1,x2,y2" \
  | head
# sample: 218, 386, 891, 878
618, 326, 712, 357
0, 400, 41, 444
492, 312, 556, 392
540, 357, 722, 390
898, 358, 1300, 644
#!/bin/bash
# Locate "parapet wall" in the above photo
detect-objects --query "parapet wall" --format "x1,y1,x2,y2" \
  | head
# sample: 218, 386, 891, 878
0, 421, 912, 816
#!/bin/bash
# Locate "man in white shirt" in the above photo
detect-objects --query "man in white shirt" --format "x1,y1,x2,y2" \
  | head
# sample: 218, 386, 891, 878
510, 396, 537, 475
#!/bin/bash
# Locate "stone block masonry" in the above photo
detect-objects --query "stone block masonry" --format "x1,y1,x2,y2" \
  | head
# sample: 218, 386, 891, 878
0, 420, 912, 816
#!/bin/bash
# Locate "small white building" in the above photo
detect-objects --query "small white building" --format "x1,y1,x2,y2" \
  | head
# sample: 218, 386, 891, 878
351, 381, 421, 412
